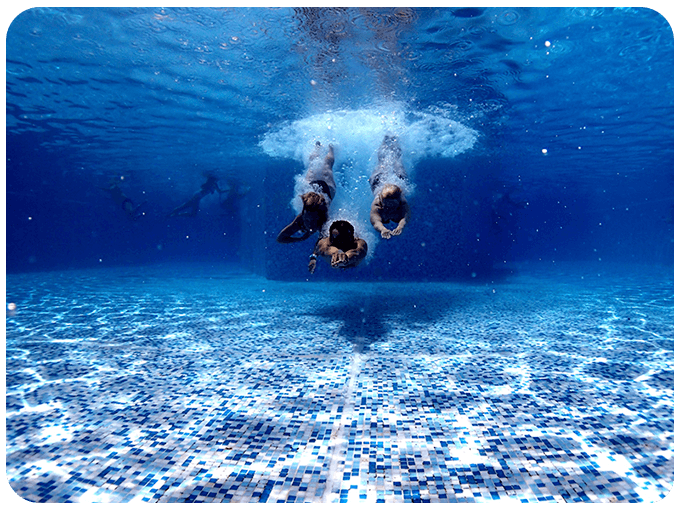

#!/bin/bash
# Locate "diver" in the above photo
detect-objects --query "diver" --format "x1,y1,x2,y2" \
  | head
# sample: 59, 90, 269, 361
308, 219, 367, 273
167, 174, 223, 218
99, 180, 146, 220
369, 135, 411, 239
277, 141, 336, 243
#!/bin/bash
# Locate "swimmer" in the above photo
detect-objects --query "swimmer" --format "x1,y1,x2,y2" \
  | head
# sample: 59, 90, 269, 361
219, 180, 250, 218
99, 181, 146, 220
168, 174, 223, 218
308, 220, 367, 273
277, 142, 336, 243
369, 135, 411, 239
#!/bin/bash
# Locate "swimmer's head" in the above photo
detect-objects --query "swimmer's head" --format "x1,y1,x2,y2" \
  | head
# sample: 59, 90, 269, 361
381, 184, 402, 199
380, 184, 403, 206
300, 192, 328, 231
301, 192, 326, 209
329, 220, 355, 250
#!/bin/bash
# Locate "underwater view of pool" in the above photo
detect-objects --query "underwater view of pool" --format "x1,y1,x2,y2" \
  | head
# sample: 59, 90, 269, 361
4, 6, 674, 504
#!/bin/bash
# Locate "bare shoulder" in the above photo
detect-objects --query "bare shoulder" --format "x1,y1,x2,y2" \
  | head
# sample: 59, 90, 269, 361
315, 236, 332, 252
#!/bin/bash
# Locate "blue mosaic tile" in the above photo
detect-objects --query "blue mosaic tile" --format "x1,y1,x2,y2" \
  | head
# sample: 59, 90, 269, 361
4, 264, 674, 503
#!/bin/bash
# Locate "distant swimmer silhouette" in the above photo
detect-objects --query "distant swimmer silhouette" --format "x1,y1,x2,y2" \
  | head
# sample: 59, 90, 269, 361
277, 142, 336, 243
219, 179, 250, 218
369, 135, 411, 239
99, 181, 146, 220
167, 174, 223, 218
308, 220, 367, 273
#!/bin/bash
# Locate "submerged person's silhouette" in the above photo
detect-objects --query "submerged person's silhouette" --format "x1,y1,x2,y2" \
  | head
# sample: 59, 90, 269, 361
277, 142, 336, 243
99, 181, 146, 220
369, 135, 411, 239
219, 180, 250, 218
167, 174, 223, 218
308, 220, 367, 273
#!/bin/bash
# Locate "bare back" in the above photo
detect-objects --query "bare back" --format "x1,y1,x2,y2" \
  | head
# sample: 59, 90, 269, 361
305, 143, 336, 200
370, 137, 407, 195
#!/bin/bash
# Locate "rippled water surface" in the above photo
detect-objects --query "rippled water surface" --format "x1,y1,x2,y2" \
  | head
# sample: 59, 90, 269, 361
6, 7, 673, 188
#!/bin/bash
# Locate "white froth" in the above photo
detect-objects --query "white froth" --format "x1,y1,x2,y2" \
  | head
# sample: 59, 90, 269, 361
261, 104, 478, 261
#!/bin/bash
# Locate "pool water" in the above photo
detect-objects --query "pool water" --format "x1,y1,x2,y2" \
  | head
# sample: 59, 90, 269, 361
4, 6, 675, 505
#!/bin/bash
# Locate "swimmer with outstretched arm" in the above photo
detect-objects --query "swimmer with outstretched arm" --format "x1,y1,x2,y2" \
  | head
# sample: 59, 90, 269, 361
369, 135, 411, 239
277, 142, 336, 243
308, 220, 367, 273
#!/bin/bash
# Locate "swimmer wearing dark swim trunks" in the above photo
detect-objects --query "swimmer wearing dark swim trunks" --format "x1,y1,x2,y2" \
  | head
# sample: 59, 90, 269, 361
277, 142, 337, 243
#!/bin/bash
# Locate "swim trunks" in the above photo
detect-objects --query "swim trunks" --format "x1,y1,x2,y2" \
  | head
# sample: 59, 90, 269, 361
309, 179, 334, 200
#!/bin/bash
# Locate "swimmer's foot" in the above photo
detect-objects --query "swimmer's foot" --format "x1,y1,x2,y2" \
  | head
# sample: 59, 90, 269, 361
310, 140, 323, 160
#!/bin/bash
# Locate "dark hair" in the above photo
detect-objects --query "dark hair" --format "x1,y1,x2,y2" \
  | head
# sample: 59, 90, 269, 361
330, 220, 354, 238
329, 220, 355, 251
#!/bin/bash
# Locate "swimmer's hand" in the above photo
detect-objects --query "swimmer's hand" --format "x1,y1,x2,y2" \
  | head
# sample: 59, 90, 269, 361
331, 252, 348, 268
308, 258, 317, 274
380, 229, 392, 239
391, 225, 403, 236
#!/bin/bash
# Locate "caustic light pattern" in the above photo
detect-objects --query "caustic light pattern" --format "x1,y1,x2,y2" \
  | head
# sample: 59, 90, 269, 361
5, 265, 673, 503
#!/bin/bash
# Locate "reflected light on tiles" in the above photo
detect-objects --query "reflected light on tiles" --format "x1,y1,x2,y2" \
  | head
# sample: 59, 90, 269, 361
39, 424, 74, 444
79, 486, 112, 504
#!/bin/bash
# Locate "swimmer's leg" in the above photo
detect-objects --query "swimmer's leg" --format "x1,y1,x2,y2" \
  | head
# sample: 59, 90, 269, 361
325, 144, 335, 167
168, 196, 201, 217
379, 134, 401, 157
309, 140, 323, 162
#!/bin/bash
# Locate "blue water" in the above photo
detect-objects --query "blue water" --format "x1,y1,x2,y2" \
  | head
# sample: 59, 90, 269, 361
4, 7, 675, 504
5, 6, 674, 276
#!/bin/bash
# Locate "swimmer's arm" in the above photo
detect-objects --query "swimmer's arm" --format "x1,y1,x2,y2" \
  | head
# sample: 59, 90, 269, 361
277, 214, 311, 243
370, 198, 390, 236
343, 239, 368, 267
309, 238, 332, 273
393, 200, 411, 234
314, 237, 338, 261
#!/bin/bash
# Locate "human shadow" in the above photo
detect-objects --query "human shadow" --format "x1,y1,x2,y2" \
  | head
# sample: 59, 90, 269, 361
308, 284, 473, 353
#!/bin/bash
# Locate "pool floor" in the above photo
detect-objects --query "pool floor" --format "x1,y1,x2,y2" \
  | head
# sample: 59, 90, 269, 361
4, 263, 674, 503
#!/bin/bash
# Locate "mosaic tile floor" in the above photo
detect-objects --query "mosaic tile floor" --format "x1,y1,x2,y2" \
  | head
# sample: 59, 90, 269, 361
4, 262, 674, 503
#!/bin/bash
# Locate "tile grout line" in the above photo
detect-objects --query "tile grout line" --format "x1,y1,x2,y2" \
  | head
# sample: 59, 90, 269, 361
322, 348, 365, 503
